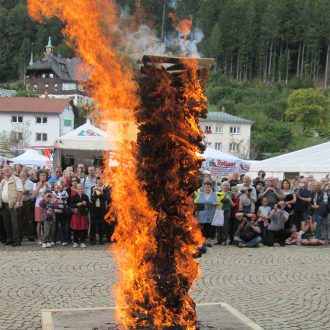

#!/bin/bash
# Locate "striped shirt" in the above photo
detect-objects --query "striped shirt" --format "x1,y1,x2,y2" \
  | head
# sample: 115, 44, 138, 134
52, 190, 69, 213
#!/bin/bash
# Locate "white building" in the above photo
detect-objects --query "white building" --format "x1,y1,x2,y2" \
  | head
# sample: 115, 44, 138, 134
200, 111, 252, 159
0, 97, 76, 148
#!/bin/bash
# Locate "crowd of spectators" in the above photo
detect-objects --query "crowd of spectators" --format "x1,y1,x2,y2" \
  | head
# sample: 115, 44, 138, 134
0, 164, 114, 248
194, 170, 329, 249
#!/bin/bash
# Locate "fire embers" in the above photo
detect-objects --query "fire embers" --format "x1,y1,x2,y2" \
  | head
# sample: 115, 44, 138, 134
133, 55, 210, 329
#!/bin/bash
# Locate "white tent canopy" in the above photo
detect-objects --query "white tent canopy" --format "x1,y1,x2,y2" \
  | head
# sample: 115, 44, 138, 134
201, 147, 250, 176
248, 141, 330, 179
55, 120, 113, 151
9, 149, 50, 167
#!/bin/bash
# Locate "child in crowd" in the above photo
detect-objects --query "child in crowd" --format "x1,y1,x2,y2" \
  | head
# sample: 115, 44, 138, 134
257, 197, 271, 236
285, 224, 303, 245
39, 191, 58, 248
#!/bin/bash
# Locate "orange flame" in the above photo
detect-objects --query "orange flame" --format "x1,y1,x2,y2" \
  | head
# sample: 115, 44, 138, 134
28, 1, 207, 328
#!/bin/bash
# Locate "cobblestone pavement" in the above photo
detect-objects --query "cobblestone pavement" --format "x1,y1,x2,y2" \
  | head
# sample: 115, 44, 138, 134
0, 242, 329, 330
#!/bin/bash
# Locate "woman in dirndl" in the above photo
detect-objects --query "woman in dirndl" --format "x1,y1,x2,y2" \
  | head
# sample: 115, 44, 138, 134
70, 184, 90, 248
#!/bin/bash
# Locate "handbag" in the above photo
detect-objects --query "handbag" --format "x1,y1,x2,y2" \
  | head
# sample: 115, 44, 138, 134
211, 208, 224, 227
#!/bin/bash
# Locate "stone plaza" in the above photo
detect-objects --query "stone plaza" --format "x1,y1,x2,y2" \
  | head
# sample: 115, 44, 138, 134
0, 243, 329, 329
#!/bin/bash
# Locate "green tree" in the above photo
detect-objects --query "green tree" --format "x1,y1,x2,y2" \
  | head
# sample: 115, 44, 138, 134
285, 88, 330, 135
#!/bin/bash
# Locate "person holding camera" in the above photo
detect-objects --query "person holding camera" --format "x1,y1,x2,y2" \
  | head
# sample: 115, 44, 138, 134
258, 177, 283, 209
265, 201, 290, 246
233, 213, 262, 248
39, 191, 58, 248
300, 215, 326, 245
237, 176, 257, 205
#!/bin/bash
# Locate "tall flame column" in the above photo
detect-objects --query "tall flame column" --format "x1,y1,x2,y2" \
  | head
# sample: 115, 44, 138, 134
135, 56, 211, 329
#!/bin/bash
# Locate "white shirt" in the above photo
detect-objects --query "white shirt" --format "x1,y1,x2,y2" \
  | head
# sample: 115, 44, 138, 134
33, 182, 51, 207
1, 181, 9, 203
22, 179, 34, 202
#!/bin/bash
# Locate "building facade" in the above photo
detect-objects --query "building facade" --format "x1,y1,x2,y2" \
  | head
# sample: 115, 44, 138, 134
199, 111, 252, 159
25, 37, 92, 106
0, 97, 76, 148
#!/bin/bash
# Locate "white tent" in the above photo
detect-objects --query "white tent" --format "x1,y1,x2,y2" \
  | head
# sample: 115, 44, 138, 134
201, 147, 250, 176
9, 149, 51, 167
54, 120, 113, 151
247, 141, 330, 179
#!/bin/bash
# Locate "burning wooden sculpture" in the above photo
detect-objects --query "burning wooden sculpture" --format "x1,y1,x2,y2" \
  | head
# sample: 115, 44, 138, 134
134, 55, 214, 329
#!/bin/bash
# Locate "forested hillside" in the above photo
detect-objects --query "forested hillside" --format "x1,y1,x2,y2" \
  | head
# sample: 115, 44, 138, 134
1, 0, 330, 157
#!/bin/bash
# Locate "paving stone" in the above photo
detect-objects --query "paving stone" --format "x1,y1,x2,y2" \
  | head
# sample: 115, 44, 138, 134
0, 242, 329, 329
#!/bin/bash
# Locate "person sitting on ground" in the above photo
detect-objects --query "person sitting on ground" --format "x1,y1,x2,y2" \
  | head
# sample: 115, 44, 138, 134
300, 215, 326, 246
285, 224, 303, 245
233, 213, 262, 248
265, 201, 290, 246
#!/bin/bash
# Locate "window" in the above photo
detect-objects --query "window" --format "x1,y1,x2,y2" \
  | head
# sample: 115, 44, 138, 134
215, 143, 222, 150
206, 142, 212, 147
215, 126, 222, 133
229, 143, 239, 152
230, 126, 240, 134
33, 84, 38, 91
62, 83, 77, 91
204, 125, 212, 134
45, 83, 49, 91
36, 133, 47, 141
54, 83, 58, 91
10, 131, 23, 141
36, 116, 47, 124
12, 116, 23, 123
63, 119, 72, 127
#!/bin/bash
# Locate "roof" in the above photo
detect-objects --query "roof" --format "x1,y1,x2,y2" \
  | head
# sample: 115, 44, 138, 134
201, 111, 253, 124
26, 54, 85, 81
0, 97, 73, 114
55, 120, 114, 151
249, 141, 330, 173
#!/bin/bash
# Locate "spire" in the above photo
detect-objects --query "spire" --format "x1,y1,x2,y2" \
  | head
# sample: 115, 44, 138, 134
29, 51, 33, 66
45, 36, 54, 55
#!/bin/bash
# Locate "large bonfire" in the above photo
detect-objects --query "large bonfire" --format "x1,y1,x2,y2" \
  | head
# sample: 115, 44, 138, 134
28, 1, 211, 328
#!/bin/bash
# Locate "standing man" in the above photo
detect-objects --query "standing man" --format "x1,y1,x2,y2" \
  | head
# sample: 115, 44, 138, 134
293, 178, 312, 230
0, 165, 23, 246
258, 177, 283, 209
20, 171, 35, 242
